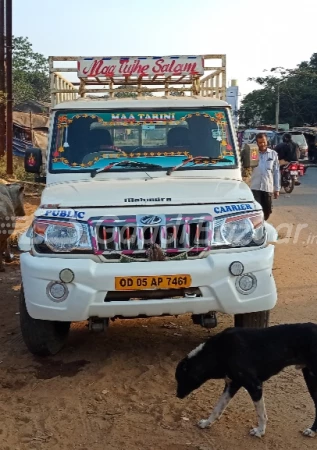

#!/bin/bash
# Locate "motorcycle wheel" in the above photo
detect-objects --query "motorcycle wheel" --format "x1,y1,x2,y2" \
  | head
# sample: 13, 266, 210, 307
283, 176, 295, 194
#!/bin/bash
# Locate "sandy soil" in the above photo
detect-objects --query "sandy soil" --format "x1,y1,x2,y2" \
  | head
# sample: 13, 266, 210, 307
0, 170, 317, 450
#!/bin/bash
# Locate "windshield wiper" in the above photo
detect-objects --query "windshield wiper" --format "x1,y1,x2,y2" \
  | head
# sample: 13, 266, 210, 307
166, 156, 233, 175
91, 160, 164, 178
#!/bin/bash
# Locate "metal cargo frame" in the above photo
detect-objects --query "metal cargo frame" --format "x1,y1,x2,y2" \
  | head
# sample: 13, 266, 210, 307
49, 54, 227, 107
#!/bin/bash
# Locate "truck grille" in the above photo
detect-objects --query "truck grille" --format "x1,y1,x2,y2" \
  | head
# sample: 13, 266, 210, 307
88, 214, 213, 261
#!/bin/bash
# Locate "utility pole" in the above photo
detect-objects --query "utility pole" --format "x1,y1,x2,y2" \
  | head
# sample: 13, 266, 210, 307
0, 0, 5, 157
5, 0, 13, 174
275, 83, 280, 131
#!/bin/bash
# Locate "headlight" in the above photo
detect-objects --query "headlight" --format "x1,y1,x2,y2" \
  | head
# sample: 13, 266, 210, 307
222, 217, 253, 246
33, 219, 92, 253
213, 211, 266, 248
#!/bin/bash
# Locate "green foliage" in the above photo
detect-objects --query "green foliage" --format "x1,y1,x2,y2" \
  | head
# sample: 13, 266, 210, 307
114, 85, 153, 98
239, 53, 317, 127
169, 88, 185, 97
113, 85, 185, 98
239, 88, 276, 127
12, 36, 50, 105
0, 155, 34, 181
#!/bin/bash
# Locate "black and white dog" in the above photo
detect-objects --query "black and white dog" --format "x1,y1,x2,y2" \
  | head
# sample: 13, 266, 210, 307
175, 323, 317, 438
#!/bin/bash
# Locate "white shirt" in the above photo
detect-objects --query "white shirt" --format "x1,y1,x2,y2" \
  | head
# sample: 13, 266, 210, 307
250, 148, 280, 193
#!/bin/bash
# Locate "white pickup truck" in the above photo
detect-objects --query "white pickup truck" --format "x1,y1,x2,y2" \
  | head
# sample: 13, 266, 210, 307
19, 54, 278, 356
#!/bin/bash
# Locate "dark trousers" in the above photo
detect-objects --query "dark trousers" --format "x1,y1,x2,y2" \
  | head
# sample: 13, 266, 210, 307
252, 190, 272, 220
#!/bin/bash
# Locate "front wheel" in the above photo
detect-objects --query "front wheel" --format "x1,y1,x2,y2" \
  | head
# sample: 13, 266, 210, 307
234, 310, 270, 328
20, 287, 71, 356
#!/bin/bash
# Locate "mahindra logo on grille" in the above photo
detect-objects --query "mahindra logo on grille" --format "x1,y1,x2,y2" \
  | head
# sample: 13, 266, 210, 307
140, 215, 162, 225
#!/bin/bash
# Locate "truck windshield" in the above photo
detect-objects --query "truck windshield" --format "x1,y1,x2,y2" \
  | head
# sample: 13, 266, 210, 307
50, 108, 237, 173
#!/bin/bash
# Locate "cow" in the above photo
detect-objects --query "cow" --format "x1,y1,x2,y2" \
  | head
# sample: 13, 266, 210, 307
0, 183, 25, 272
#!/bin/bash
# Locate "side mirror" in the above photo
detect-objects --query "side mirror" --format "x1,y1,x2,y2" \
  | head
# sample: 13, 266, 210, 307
24, 147, 42, 173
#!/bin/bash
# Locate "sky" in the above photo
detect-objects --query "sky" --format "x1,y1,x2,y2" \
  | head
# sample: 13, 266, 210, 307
13, 0, 317, 105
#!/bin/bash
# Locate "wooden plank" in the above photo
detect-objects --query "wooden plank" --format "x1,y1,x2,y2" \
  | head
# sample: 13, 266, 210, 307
203, 66, 223, 71
52, 87, 195, 94
175, 75, 185, 83
51, 80, 204, 88
49, 67, 77, 73
50, 54, 225, 60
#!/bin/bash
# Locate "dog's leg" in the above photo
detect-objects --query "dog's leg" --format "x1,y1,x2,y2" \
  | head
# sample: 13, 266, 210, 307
302, 367, 317, 438
250, 396, 268, 438
244, 381, 268, 438
198, 381, 241, 429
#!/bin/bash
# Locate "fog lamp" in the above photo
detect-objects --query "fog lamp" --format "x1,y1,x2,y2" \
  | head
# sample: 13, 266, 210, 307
46, 281, 69, 302
59, 268, 75, 283
236, 273, 257, 295
229, 261, 244, 276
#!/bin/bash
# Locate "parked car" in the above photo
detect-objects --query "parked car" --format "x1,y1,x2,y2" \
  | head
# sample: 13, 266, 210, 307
292, 127, 317, 162
242, 129, 276, 147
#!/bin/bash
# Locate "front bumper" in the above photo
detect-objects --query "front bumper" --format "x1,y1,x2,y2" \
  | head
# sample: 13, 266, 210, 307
20, 245, 277, 322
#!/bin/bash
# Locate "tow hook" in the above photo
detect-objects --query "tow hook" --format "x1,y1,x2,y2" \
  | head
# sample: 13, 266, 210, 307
191, 312, 218, 329
88, 318, 109, 332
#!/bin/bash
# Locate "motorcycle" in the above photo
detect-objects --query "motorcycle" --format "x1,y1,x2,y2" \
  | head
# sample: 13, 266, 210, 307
281, 161, 305, 193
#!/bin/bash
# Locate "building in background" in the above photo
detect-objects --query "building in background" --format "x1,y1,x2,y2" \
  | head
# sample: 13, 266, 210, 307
226, 80, 239, 129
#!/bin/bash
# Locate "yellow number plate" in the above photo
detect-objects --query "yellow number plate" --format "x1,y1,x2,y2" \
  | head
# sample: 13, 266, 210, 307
115, 275, 192, 291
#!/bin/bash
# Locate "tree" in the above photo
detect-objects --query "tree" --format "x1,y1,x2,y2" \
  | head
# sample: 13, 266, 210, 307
239, 88, 275, 127
12, 36, 50, 105
239, 53, 317, 127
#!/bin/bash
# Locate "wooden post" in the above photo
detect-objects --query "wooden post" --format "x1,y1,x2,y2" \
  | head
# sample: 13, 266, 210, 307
0, 0, 5, 157
49, 57, 55, 107
29, 110, 33, 145
275, 84, 280, 131
5, 0, 13, 174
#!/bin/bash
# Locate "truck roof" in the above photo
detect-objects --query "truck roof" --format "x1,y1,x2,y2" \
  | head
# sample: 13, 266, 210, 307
52, 96, 230, 110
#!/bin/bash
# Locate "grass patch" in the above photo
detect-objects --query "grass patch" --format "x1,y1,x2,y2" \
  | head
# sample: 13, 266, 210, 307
0, 155, 35, 182
1, 155, 43, 247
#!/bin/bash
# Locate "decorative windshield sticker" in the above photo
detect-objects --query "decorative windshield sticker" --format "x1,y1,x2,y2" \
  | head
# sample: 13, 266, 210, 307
51, 110, 235, 170
55, 111, 229, 127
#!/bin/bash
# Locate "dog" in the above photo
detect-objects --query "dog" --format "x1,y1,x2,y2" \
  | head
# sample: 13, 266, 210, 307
175, 323, 317, 438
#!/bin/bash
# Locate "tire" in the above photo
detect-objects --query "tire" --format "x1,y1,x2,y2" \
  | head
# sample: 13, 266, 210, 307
19, 287, 71, 357
283, 176, 295, 194
234, 310, 270, 328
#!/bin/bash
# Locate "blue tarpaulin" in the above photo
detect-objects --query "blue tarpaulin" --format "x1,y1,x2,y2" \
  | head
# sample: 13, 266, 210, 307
13, 137, 33, 158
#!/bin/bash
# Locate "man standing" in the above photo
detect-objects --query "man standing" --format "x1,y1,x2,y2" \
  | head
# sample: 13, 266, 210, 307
250, 133, 280, 221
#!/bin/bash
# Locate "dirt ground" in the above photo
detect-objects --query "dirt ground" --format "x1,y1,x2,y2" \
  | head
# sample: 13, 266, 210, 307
1, 171, 317, 450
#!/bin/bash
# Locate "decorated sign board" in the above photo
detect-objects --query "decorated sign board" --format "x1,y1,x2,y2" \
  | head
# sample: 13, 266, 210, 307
77, 56, 204, 78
